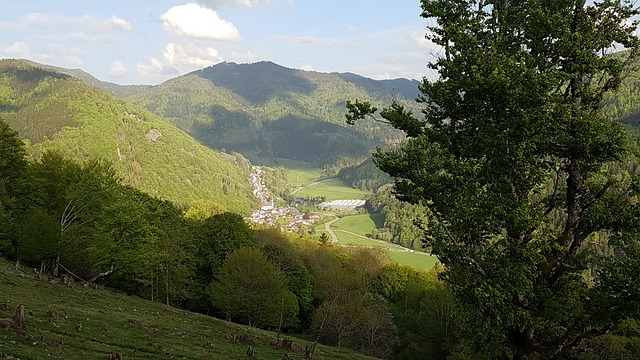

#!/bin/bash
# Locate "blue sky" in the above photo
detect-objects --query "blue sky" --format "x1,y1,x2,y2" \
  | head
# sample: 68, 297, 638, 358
0, 1, 437, 85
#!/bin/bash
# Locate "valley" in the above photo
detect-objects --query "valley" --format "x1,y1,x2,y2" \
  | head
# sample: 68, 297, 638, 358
249, 161, 439, 271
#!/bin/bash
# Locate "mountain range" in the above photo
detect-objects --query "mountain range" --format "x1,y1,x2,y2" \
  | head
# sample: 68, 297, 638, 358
126, 61, 422, 166
8, 56, 639, 212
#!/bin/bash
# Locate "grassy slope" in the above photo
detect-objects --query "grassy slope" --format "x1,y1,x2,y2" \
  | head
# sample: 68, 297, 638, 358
0, 260, 376, 360
0, 60, 256, 214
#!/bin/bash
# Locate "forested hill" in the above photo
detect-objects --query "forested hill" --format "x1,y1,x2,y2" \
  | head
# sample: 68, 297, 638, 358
127, 61, 422, 167
0, 59, 256, 214
19, 59, 151, 98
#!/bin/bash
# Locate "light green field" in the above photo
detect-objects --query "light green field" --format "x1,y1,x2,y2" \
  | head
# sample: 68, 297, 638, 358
295, 178, 371, 200
277, 159, 324, 187
331, 213, 385, 236
334, 231, 403, 249
388, 251, 440, 271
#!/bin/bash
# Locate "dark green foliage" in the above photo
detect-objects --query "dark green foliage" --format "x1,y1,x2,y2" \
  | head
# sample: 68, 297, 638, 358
0, 118, 31, 212
128, 61, 415, 167
365, 185, 429, 250
16, 207, 59, 265
348, 0, 640, 358
0, 118, 32, 254
189, 212, 259, 311
377, 263, 457, 360
337, 157, 392, 191
211, 247, 299, 328
196, 61, 316, 104
258, 228, 314, 329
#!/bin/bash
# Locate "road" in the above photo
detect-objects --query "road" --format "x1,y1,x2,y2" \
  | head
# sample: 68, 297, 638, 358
324, 217, 339, 244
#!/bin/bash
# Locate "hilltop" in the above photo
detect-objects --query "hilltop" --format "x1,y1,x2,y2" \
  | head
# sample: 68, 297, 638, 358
0, 59, 256, 214
18, 59, 151, 98
127, 61, 422, 167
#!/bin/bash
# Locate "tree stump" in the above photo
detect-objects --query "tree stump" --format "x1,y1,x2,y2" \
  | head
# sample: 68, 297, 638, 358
12, 305, 25, 328
246, 346, 255, 357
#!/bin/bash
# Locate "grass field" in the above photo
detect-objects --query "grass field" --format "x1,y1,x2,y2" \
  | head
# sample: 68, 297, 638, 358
334, 231, 404, 249
318, 213, 439, 271
0, 260, 375, 360
276, 159, 324, 187
331, 213, 385, 236
388, 252, 440, 271
294, 178, 371, 200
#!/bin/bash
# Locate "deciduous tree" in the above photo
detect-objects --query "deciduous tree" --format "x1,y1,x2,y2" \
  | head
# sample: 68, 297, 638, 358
348, 0, 640, 358
210, 247, 298, 328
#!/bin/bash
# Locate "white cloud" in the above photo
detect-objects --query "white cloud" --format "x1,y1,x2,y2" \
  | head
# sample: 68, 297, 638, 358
0, 21, 24, 30
195, 0, 287, 9
0, 42, 32, 58
229, 49, 264, 63
64, 55, 83, 66
271, 35, 348, 47
108, 60, 128, 77
24, 12, 50, 25
108, 16, 132, 32
301, 64, 315, 72
24, 13, 132, 34
136, 42, 224, 78
161, 3, 240, 41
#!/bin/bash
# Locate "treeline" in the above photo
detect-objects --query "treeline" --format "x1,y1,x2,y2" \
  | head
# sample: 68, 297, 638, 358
365, 185, 431, 251
337, 157, 393, 192
0, 119, 455, 359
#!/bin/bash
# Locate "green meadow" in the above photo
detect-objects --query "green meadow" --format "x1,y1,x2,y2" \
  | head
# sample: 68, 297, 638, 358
294, 178, 371, 200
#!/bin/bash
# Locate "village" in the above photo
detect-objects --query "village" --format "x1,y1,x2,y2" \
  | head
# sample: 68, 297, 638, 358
248, 166, 367, 234
248, 166, 322, 234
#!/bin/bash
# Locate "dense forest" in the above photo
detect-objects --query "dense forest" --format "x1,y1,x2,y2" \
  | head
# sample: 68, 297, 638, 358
127, 61, 420, 167
0, 60, 256, 214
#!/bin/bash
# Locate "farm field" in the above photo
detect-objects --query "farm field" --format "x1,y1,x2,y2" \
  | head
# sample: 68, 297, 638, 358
276, 159, 324, 187
313, 213, 439, 270
330, 213, 385, 236
388, 251, 440, 271
294, 178, 371, 200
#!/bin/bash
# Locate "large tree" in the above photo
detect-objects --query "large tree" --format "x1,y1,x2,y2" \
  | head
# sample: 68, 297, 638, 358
210, 247, 298, 328
348, 0, 640, 358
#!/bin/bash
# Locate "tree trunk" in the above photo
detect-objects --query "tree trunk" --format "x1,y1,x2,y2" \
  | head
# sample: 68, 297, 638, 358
165, 264, 169, 306
53, 256, 60, 277
12, 304, 25, 328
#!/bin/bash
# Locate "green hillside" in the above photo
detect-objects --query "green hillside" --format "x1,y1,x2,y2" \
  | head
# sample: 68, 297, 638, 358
0, 259, 375, 360
0, 59, 256, 214
20, 59, 151, 97
128, 61, 421, 167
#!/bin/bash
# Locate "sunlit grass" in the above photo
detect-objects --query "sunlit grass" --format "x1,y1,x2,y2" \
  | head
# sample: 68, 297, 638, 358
294, 178, 370, 200
0, 260, 376, 360
387, 252, 440, 271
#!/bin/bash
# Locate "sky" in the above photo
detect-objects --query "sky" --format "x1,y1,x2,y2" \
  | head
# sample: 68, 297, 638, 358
0, 1, 437, 85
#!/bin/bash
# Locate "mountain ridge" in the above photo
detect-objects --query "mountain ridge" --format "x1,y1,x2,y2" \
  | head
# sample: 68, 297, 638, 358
127, 60, 421, 167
